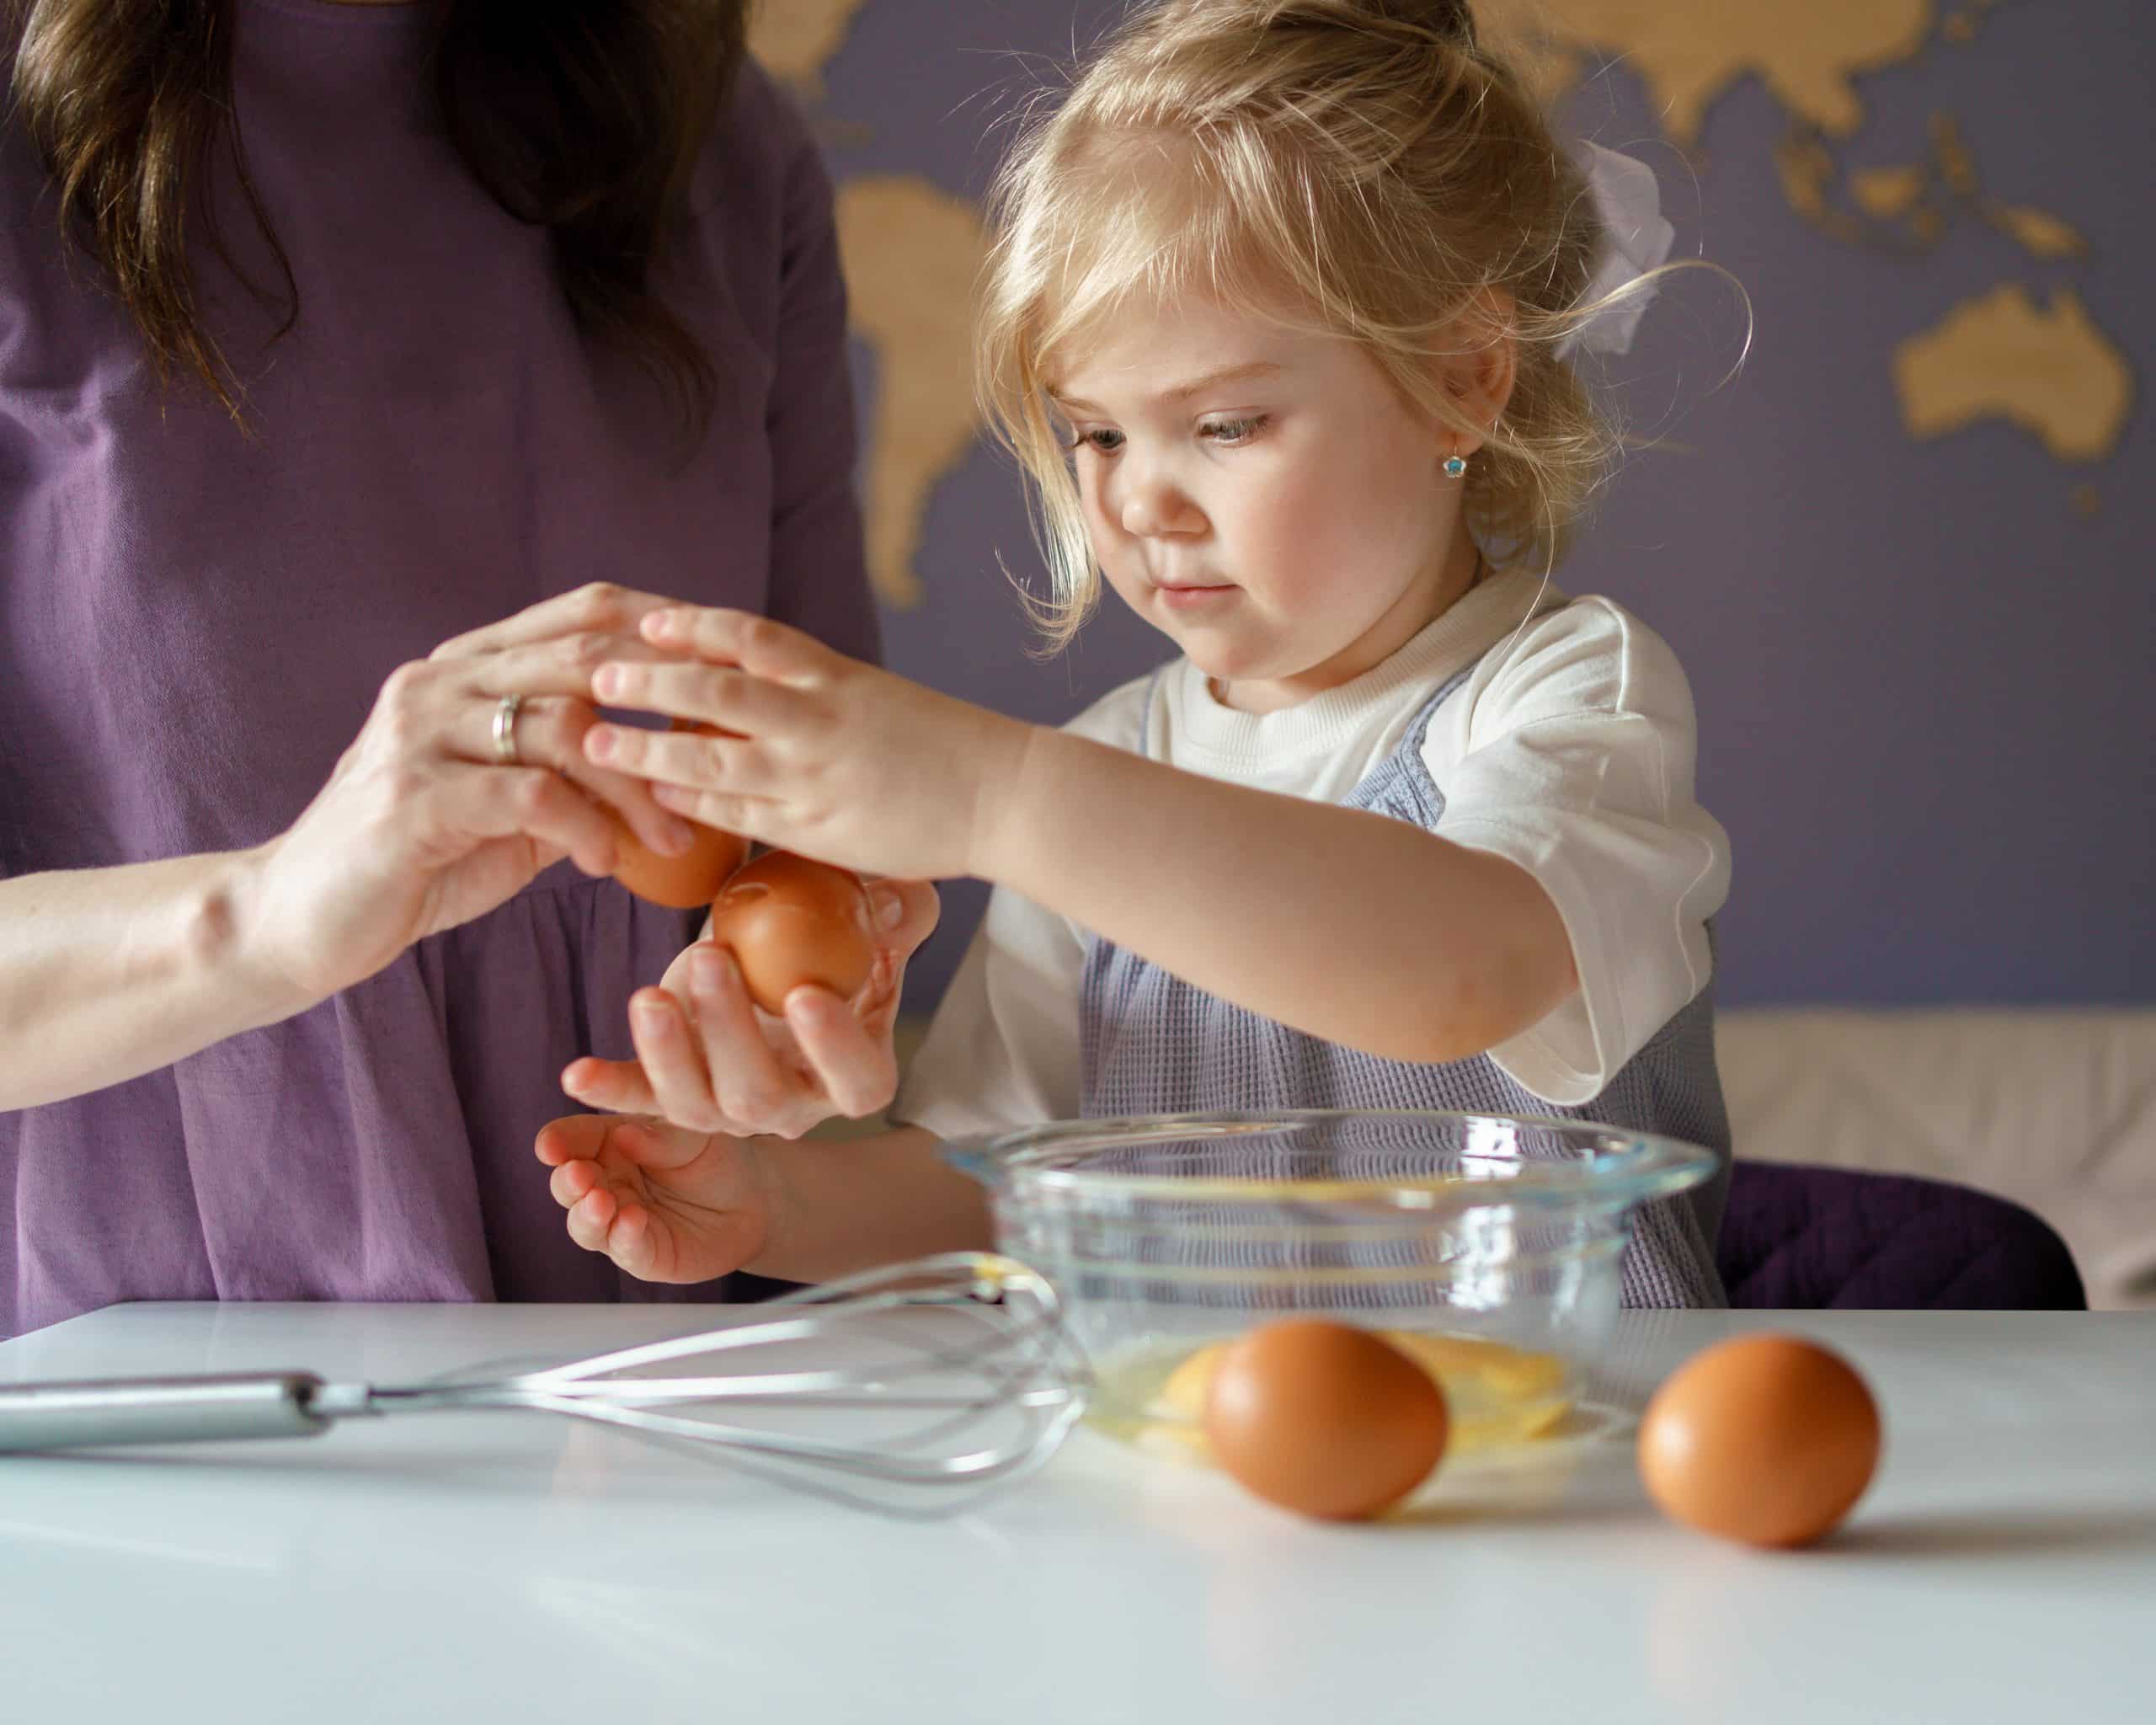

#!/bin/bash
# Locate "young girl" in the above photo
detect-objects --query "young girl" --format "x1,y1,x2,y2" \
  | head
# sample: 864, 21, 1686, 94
537, 0, 1735, 1307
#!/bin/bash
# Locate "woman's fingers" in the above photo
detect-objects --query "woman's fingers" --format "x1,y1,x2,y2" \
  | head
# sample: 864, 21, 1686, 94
427, 763, 622, 876
430, 583, 677, 663
467, 629, 679, 701
452, 694, 694, 857
376, 644, 691, 859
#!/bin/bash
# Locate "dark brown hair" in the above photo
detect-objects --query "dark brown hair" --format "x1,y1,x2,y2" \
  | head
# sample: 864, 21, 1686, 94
8, 0, 747, 432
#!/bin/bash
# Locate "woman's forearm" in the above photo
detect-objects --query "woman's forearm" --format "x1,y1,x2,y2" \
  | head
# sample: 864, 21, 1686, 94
749, 1124, 994, 1284
0, 850, 318, 1110
981, 729, 1577, 1065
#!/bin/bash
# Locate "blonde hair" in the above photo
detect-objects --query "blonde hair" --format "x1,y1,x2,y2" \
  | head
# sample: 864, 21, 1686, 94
976, 0, 1628, 649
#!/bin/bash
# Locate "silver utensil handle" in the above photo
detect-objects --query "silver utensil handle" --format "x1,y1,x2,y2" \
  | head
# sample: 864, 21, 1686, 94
0, 1373, 334, 1452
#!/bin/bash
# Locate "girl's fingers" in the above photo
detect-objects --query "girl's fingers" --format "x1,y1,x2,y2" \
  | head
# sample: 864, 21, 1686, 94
430, 583, 677, 663
874, 879, 942, 959
535, 1115, 613, 1167
588, 661, 803, 735
606, 1204, 659, 1279
561, 1055, 661, 1118
783, 988, 895, 1120
606, 1117, 723, 1174
648, 784, 779, 844
628, 988, 729, 1135
688, 949, 806, 1135
550, 1158, 601, 1210
566, 1184, 618, 1252
642, 606, 834, 684
582, 723, 787, 803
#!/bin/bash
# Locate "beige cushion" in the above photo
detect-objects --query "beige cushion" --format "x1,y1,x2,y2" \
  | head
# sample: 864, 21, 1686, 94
1717, 1008, 2156, 1310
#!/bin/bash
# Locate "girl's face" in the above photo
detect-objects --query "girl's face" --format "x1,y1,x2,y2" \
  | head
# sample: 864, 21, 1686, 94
1050, 296, 1476, 713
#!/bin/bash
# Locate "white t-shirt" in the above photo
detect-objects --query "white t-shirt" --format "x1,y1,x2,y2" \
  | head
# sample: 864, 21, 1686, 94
893, 569, 1732, 1137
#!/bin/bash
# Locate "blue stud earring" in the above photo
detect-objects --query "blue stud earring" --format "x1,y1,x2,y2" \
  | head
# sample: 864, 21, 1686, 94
1444, 453, 1468, 479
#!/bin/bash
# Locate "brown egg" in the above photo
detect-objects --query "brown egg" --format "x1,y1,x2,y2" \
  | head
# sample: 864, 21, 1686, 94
1202, 1319, 1449, 1520
1638, 1333, 1881, 1548
707, 851, 876, 1014
605, 721, 748, 910
608, 820, 749, 910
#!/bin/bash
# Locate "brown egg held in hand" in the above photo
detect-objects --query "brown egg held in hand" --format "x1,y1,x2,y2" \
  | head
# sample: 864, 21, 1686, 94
604, 721, 747, 910
707, 851, 876, 1014
1202, 1319, 1449, 1521
1638, 1333, 1881, 1549
609, 819, 748, 910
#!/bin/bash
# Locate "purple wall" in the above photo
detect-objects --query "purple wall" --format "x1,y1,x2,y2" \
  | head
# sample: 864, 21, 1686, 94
816, 1, 2154, 1010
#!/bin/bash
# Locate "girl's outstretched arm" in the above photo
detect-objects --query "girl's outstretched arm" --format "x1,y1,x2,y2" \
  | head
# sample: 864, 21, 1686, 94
982, 726, 1575, 1065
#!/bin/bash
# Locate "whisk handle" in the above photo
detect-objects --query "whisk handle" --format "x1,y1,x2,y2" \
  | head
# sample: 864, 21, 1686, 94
0, 1373, 336, 1453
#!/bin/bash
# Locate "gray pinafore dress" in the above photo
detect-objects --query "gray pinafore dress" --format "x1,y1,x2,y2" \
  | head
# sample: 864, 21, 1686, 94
1078, 654, 1731, 1309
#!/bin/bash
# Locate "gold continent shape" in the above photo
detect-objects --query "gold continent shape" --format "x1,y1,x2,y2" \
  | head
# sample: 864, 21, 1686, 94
835, 177, 990, 610
749, 11, 990, 611
1893, 284, 2134, 462
1489, 0, 1935, 144
1491, 2, 2134, 471
747, 0, 874, 94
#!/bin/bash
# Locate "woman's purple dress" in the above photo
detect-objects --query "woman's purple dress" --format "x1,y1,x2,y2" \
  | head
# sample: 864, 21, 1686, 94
0, 1, 879, 1337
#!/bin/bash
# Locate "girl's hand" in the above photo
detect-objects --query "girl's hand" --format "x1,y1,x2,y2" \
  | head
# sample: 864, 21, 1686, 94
559, 877, 941, 1138
249, 584, 696, 1001
534, 1113, 778, 1284
581, 608, 1037, 883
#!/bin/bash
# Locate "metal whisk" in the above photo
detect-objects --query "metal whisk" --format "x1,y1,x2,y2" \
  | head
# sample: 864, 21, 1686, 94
0, 1252, 1089, 1515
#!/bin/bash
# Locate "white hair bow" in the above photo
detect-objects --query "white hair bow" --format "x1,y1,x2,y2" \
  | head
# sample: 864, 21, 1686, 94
1555, 141, 1676, 360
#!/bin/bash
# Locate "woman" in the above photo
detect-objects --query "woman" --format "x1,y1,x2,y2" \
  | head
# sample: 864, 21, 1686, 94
0, 0, 932, 1338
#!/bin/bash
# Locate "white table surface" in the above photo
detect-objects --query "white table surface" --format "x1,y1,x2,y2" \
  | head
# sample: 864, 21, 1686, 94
2, 1303, 2150, 1723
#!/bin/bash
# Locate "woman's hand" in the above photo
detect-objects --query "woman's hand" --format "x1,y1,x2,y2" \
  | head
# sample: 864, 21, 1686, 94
248, 583, 696, 1002
535, 1112, 778, 1284
580, 607, 1038, 883
559, 877, 939, 1138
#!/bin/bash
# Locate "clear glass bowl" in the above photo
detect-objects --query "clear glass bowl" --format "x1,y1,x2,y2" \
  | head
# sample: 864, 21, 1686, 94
942, 1109, 1720, 1461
